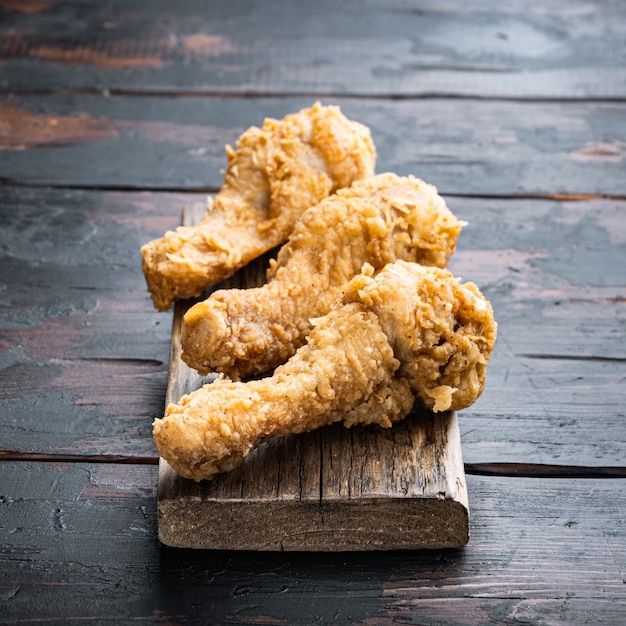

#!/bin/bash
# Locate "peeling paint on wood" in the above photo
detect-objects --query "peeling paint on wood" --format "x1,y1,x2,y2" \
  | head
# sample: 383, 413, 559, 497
0, 100, 118, 148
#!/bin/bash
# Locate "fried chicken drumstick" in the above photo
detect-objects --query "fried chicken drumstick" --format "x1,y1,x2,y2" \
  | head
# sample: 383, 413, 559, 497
181, 173, 464, 378
154, 261, 497, 481
141, 102, 376, 311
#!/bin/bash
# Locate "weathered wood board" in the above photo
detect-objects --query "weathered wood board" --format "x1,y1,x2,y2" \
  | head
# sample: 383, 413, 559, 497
3, 460, 626, 623
2, 0, 625, 99
156, 204, 470, 550
3, 95, 626, 197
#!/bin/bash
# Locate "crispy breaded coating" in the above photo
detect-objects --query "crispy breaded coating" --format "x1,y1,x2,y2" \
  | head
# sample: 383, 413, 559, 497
181, 173, 464, 378
141, 102, 376, 311
154, 261, 497, 481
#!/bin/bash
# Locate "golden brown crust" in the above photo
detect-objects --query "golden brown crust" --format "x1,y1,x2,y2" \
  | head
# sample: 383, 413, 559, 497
141, 102, 376, 311
343, 261, 497, 413
153, 261, 496, 481
181, 173, 465, 378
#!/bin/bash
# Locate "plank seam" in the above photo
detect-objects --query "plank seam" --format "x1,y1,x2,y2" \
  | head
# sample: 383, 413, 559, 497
517, 353, 626, 363
2, 179, 626, 202
465, 463, 626, 479
0, 452, 159, 464
2, 452, 625, 479
1, 87, 626, 104
0, 178, 221, 195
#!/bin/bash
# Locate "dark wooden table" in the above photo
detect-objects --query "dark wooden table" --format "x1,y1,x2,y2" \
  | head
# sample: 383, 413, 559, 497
1, 1, 625, 623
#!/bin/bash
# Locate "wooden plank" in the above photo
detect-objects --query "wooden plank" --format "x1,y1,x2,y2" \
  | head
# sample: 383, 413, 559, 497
1, 0, 625, 98
0, 188, 624, 467
156, 204, 469, 550
0, 461, 624, 623
0, 186, 201, 458
2, 95, 626, 196
158, 419, 470, 551
447, 195, 626, 465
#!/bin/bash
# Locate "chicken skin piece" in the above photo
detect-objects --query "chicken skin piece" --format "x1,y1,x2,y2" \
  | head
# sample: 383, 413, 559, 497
181, 173, 464, 378
154, 261, 497, 481
141, 102, 376, 311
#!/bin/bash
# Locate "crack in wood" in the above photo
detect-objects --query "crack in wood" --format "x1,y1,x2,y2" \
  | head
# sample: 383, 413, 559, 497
0, 451, 159, 464
3, 176, 626, 202
2, 452, 625, 479
517, 353, 626, 363
54, 356, 165, 367
0, 177, 221, 194
466, 463, 626, 478
2, 85, 626, 104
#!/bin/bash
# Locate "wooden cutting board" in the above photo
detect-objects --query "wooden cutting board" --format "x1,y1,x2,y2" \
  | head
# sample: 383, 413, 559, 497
156, 203, 470, 551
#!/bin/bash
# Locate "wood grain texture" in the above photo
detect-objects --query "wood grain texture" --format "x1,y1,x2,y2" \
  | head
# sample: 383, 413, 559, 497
158, 414, 470, 551
1, 95, 625, 196
0, 0, 622, 622
157, 204, 469, 551
0, 186, 203, 458
1, 461, 624, 624
447, 195, 626, 466
1, 0, 625, 98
